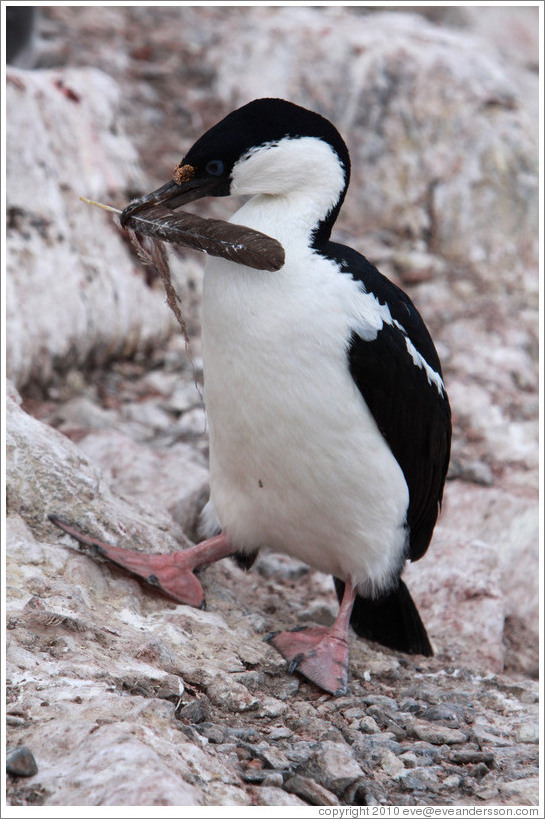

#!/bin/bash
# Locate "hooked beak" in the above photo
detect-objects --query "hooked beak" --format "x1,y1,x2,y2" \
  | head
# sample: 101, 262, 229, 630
120, 164, 228, 227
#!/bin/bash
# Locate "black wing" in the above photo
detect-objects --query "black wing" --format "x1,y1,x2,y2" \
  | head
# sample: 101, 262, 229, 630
325, 242, 452, 561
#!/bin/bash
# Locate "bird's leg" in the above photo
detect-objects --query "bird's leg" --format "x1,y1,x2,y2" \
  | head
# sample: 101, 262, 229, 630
268, 576, 357, 696
49, 517, 235, 609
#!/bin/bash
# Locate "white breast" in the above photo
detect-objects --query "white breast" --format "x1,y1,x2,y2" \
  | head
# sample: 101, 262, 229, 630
200, 198, 409, 595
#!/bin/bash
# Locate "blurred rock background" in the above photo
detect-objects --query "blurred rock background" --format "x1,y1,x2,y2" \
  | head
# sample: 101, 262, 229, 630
5, 5, 540, 809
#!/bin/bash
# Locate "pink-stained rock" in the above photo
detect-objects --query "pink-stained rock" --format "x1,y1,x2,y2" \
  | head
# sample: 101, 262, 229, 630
6, 66, 178, 389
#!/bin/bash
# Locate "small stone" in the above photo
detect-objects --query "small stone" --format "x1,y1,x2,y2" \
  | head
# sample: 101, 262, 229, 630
449, 749, 494, 766
443, 774, 462, 788
477, 785, 500, 801
399, 751, 419, 769
255, 744, 291, 771
410, 742, 443, 764
284, 775, 340, 806
515, 721, 539, 744
471, 723, 511, 747
255, 552, 309, 580
468, 762, 492, 779
254, 786, 306, 806
121, 400, 173, 431
6, 746, 38, 777
407, 717, 467, 745
167, 383, 201, 414
261, 696, 288, 718
206, 678, 259, 712
233, 670, 264, 688
359, 716, 381, 734
6, 715, 25, 726
266, 725, 294, 740
197, 723, 224, 743
398, 766, 440, 791
399, 697, 421, 713
306, 741, 363, 796
420, 704, 463, 727
458, 459, 494, 486
285, 741, 315, 766
362, 694, 399, 710
174, 699, 209, 724
354, 733, 403, 763
241, 768, 267, 783
274, 677, 300, 700
260, 772, 284, 788
392, 249, 446, 283
380, 749, 404, 778
366, 706, 408, 739
214, 742, 237, 755
174, 407, 207, 439
343, 707, 365, 721
299, 600, 336, 625
499, 777, 540, 803
225, 727, 259, 743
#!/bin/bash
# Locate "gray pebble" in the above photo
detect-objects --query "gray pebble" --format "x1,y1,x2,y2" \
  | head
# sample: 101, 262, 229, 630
274, 677, 301, 700
343, 706, 365, 721
362, 694, 399, 710
267, 725, 294, 741
284, 774, 340, 806
206, 678, 259, 712
255, 552, 309, 580
240, 741, 291, 771
449, 748, 494, 767
420, 703, 464, 727
366, 705, 408, 738
407, 717, 467, 745
468, 762, 492, 779
380, 749, 404, 778
411, 741, 443, 764
242, 768, 282, 785
354, 734, 404, 763
516, 721, 539, 744
197, 723, 225, 743
399, 751, 419, 769
6, 715, 26, 726
261, 772, 284, 788
306, 740, 363, 796
399, 697, 421, 713
359, 716, 381, 734
285, 741, 315, 766
175, 699, 209, 724
214, 742, 237, 755
225, 726, 259, 743
398, 765, 441, 791
6, 746, 38, 777
260, 695, 288, 718
458, 459, 494, 486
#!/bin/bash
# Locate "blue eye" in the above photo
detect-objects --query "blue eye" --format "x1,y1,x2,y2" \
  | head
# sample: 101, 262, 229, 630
206, 160, 224, 176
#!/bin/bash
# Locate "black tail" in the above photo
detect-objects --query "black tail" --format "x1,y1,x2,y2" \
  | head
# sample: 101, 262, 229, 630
334, 578, 433, 657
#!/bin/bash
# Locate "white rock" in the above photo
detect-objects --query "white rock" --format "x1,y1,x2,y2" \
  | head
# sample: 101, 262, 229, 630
6, 66, 178, 389
308, 741, 363, 795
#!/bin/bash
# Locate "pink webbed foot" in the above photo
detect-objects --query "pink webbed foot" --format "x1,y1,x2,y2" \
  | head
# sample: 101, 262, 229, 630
268, 626, 349, 696
49, 516, 234, 608
267, 576, 359, 696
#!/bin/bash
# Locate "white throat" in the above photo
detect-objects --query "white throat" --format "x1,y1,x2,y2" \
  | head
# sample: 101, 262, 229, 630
229, 136, 346, 244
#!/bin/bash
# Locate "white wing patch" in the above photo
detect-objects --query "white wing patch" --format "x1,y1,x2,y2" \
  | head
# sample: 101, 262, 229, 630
346, 276, 445, 396
349, 289, 393, 341
393, 320, 445, 395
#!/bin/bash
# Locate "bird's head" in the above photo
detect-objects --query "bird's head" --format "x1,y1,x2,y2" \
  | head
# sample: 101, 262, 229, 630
122, 98, 351, 245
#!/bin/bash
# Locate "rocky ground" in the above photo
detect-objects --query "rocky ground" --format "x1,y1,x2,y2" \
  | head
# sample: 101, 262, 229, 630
5, 5, 540, 810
